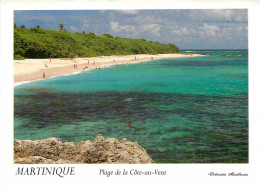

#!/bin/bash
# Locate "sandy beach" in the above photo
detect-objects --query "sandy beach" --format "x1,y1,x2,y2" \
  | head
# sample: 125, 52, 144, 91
14, 53, 204, 83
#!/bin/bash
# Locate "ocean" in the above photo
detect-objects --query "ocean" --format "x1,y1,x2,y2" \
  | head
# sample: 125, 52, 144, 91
14, 50, 248, 163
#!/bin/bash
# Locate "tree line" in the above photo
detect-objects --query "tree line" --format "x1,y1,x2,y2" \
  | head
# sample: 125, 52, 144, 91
14, 24, 179, 60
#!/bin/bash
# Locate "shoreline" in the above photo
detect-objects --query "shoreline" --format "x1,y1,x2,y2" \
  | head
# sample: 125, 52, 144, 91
14, 53, 205, 85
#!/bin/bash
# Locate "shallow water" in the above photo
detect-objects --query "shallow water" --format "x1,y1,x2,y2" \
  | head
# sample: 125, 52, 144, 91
14, 50, 248, 163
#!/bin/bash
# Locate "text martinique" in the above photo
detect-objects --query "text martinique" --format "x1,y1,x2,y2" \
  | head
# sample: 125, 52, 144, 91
15, 167, 75, 178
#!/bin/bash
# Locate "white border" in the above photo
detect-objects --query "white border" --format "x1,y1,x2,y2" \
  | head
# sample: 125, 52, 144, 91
1, 1, 260, 187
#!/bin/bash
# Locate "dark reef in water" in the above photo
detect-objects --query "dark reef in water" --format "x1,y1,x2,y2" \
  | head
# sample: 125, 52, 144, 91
22, 88, 56, 93
14, 91, 248, 163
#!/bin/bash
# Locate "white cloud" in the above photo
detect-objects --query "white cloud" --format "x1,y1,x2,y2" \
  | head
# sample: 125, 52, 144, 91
110, 21, 118, 32
134, 15, 157, 25
180, 27, 190, 35
211, 10, 233, 21
141, 24, 160, 36
170, 26, 192, 37
110, 21, 160, 36
200, 23, 220, 37
83, 20, 88, 28
110, 21, 135, 34
69, 25, 77, 32
170, 26, 181, 36
202, 9, 247, 23
78, 20, 89, 32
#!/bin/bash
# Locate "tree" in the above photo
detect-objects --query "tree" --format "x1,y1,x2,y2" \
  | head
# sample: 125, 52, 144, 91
58, 24, 64, 31
30, 26, 46, 34
88, 32, 96, 38
168, 43, 179, 53
82, 31, 86, 34
14, 23, 17, 28
26, 40, 47, 58
20, 25, 26, 29
102, 33, 113, 38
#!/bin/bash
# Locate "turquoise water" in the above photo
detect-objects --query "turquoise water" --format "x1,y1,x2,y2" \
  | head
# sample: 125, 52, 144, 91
14, 50, 248, 163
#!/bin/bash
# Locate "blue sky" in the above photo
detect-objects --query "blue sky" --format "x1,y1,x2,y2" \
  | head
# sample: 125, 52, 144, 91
14, 10, 248, 49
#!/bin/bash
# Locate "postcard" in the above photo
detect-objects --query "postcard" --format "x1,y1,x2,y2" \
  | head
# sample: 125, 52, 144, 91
0, 0, 259, 187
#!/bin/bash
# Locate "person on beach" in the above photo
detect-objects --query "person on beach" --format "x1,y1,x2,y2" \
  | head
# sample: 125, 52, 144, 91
74, 64, 77, 69
49, 56, 52, 63
135, 56, 136, 60
128, 122, 132, 127
83, 66, 88, 70
93, 60, 95, 65
43, 72, 45, 78
88, 60, 89, 64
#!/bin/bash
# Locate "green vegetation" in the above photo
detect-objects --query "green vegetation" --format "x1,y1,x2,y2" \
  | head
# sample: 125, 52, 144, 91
14, 54, 25, 60
14, 25, 179, 59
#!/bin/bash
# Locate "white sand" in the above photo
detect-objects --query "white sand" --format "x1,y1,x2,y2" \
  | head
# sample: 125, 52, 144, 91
14, 53, 205, 83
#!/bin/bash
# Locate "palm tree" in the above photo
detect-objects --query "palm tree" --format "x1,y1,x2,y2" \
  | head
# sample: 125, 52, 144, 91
58, 24, 64, 31
36, 25, 41, 29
